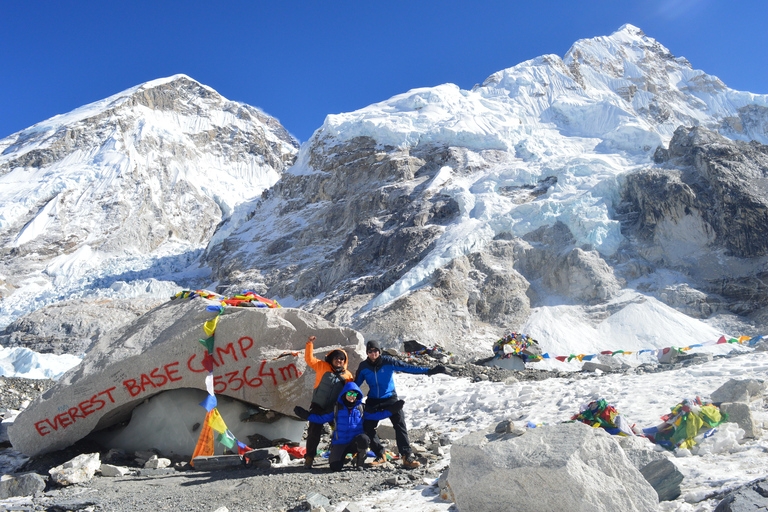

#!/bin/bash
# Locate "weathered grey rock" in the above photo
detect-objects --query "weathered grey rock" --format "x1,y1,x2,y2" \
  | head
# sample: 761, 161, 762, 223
487, 356, 526, 371
342, 503, 363, 512
617, 435, 665, 470
447, 422, 659, 512
385, 475, 410, 486
192, 455, 245, 471
305, 491, 332, 510
494, 420, 525, 436
720, 403, 761, 439
377, 424, 397, 441
49, 452, 100, 486
0, 472, 46, 498
9, 299, 364, 457
639, 458, 684, 501
711, 379, 766, 405
143, 455, 171, 469
99, 463, 130, 477
714, 476, 768, 512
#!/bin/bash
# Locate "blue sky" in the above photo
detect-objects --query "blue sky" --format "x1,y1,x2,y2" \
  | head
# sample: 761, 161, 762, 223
2, 1, 766, 143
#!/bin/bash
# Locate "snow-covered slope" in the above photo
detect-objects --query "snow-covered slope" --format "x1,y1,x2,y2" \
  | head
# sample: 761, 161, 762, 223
205, 25, 768, 359
0, 75, 299, 327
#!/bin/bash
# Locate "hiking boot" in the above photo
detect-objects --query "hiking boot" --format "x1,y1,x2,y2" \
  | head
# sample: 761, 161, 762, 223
369, 453, 387, 466
303, 456, 314, 468
402, 453, 420, 469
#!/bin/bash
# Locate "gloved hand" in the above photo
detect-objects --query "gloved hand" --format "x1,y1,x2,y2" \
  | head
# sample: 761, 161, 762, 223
293, 406, 310, 420
427, 364, 447, 376
386, 400, 405, 414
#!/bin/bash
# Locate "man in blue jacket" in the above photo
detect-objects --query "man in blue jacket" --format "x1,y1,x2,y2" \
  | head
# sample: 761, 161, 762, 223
294, 381, 399, 471
354, 340, 446, 468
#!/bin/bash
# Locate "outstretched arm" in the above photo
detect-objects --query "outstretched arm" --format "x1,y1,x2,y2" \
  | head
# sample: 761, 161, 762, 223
384, 355, 429, 375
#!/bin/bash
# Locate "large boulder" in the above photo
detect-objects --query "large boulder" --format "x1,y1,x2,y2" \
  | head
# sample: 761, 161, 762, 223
447, 422, 659, 512
9, 297, 364, 456
710, 379, 766, 405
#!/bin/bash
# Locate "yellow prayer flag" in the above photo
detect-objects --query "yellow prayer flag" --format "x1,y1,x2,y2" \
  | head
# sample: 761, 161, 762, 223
203, 315, 220, 337
208, 408, 228, 433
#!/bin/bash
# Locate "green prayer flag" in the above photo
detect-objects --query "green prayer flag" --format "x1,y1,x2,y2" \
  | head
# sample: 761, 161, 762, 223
216, 430, 237, 449
199, 336, 215, 352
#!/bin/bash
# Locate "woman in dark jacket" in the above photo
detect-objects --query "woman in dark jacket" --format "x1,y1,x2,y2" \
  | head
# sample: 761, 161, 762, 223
301, 335, 353, 467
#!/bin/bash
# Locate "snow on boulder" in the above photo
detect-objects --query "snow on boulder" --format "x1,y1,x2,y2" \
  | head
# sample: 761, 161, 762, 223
9, 297, 364, 457
447, 422, 659, 512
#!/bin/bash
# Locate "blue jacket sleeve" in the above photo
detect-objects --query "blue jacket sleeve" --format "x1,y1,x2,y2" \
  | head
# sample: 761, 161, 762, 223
307, 412, 334, 424
383, 355, 429, 375
365, 410, 392, 421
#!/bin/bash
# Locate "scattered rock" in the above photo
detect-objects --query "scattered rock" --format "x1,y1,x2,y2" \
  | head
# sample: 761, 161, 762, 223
306, 491, 332, 510
639, 458, 684, 501
191, 455, 244, 471
711, 379, 766, 405
720, 402, 761, 439
143, 455, 171, 469
99, 463, 130, 477
0, 472, 46, 498
48, 453, 100, 486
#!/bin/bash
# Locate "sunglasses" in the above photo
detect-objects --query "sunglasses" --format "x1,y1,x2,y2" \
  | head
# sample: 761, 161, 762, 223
367, 348, 380, 354
345, 391, 359, 398
333, 355, 346, 360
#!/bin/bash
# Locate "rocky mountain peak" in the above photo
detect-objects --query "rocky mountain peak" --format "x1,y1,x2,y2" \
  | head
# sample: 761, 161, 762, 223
0, 75, 299, 327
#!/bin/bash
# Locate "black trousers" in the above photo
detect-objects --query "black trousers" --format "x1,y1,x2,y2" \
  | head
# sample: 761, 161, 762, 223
363, 395, 412, 458
328, 433, 370, 472
305, 403, 331, 458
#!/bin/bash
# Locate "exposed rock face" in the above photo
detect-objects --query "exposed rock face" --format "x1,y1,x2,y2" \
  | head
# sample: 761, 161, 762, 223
351, 240, 532, 359
205, 132, 624, 355
618, 126, 768, 322
447, 422, 658, 512
207, 138, 473, 303
0, 297, 163, 355
9, 298, 364, 457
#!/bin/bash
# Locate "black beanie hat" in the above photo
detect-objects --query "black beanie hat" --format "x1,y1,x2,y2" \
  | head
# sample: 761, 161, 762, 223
366, 340, 381, 352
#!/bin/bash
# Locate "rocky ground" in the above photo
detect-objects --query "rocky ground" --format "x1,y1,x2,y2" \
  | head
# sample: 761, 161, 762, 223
0, 350, 753, 512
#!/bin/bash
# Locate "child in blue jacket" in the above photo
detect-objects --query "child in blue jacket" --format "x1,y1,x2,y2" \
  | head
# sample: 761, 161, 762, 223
294, 381, 401, 471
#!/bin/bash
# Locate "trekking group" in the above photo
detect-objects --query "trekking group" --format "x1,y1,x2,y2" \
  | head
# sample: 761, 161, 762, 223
293, 336, 447, 471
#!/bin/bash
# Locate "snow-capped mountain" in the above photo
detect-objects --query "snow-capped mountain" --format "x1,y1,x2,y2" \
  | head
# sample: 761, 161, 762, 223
204, 25, 768, 359
0, 75, 299, 327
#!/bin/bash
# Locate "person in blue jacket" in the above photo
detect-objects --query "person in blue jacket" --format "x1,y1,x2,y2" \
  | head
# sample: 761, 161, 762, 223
294, 381, 400, 471
354, 340, 446, 468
